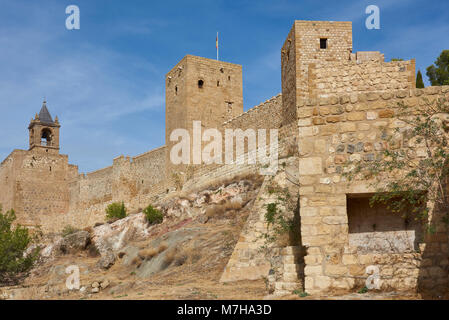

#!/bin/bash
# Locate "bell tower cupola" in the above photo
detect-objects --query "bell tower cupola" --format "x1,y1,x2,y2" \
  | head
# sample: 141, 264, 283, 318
28, 100, 61, 153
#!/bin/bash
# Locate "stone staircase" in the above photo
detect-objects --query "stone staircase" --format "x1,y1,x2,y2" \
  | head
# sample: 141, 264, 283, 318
268, 246, 304, 296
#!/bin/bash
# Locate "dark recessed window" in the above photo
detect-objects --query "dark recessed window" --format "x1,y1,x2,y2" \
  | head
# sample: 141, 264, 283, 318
175, 86, 178, 95
320, 38, 328, 49
198, 80, 204, 88
217, 81, 220, 87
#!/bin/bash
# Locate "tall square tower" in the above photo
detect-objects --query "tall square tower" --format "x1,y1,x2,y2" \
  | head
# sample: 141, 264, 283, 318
165, 55, 243, 171
281, 21, 353, 123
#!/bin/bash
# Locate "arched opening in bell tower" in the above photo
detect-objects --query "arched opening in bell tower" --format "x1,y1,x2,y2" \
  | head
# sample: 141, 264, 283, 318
41, 128, 52, 146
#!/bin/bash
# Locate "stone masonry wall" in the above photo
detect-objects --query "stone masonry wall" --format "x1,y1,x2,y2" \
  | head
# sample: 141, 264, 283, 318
38, 146, 170, 233
0, 149, 78, 228
309, 59, 415, 99
297, 85, 449, 294
0, 152, 16, 214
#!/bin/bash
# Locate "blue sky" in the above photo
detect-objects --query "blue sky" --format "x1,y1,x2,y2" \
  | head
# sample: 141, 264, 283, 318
0, 0, 448, 172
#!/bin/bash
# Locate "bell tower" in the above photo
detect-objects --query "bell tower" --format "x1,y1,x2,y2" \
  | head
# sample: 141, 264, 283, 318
28, 100, 61, 153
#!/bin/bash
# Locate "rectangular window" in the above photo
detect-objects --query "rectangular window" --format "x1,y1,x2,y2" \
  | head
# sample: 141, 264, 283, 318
320, 38, 328, 49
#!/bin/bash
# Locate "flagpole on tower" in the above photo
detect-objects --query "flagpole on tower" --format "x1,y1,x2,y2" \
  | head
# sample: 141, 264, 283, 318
216, 31, 219, 61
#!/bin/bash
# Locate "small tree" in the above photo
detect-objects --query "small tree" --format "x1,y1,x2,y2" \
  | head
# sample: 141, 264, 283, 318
426, 50, 449, 86
0, 207, 40, 284
416, 70, 425, 88
105, 202, 127, 222
143, 205, 163, 225
344, 97, 449, 231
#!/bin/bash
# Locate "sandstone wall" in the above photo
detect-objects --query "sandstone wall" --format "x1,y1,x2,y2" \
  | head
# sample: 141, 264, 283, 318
0, 149, 78, 228
220, 156, 301, 284
297, 85, 449, 294
38, 146, 170, 233
0, 152, 16, 214
223, 94, 283, 131
165, 55, 244, 174
309, 59, 415, 99
182, 93, 294, 193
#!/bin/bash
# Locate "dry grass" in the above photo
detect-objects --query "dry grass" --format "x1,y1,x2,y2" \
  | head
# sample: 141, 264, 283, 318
205, 197, 244, 219
138, 242, 168, 261
138, 248, 158, 260
83, 226, 93, 234
167, 245, 203, 267
163, 248, 177, 266
131, 256, 143, 268
205, 205, 226, 218
224, 198, 243, 210
157, 242, 168, 253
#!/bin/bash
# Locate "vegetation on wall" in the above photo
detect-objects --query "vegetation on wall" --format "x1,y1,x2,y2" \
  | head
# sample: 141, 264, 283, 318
260, 182, 299, 248
0, 206, 40, 284
344, 97, 449, 231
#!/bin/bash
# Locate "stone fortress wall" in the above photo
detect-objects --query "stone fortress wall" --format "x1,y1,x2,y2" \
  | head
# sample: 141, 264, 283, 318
295, 86, 449, 294
0, 149, 78, 228
39, 146, 169, 232
49, 93, 287, 233
1, 19, 449, 295
309, 58, 415, 99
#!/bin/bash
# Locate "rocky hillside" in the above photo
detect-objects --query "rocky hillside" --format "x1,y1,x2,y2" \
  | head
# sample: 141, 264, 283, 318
0, 174, 268, 300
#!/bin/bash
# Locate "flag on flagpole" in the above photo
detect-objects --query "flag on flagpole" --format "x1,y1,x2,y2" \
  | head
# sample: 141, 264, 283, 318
216, 32, 219, 60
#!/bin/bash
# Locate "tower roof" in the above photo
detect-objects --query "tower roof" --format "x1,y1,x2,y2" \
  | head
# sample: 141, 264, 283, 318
38, 100, 54, 124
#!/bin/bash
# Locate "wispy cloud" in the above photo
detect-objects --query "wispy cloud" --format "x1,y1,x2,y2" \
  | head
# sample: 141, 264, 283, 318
0, 2, 166, 171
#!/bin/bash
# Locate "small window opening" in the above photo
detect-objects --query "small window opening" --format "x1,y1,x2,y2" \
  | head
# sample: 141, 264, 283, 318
217, 81, 220, 87
41, 128, 52, 146
320, 38, 328, 49
198, 80, 204, 88
175, 86, 178, 95
226, 101, 233, 114
228, 76, 231, 81
220, 68, 224, 73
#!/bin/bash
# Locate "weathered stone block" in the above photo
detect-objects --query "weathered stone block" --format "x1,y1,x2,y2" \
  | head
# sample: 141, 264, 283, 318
299, 157, 322, 175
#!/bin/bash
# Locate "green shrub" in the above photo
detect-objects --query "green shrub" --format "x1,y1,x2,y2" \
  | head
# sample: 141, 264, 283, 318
143, 205, 163, 225
0, 206, 40, 284
293, 289, 309, 297
61, 225, 79, 237
105, 202, 127, 222
358, 286, 369, 294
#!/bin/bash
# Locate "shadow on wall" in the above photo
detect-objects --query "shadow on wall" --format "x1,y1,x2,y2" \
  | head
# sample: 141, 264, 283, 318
417, 172, 449, 299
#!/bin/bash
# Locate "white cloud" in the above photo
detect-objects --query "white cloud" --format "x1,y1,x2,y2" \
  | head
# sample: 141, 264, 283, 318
0, 3, 166, 172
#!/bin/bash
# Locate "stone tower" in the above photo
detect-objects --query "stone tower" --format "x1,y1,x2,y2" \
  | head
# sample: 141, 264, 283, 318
165, 55, 243, 170
281, 21, 353, 123
28, 100, 61, 154
0, 100, 78, 229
